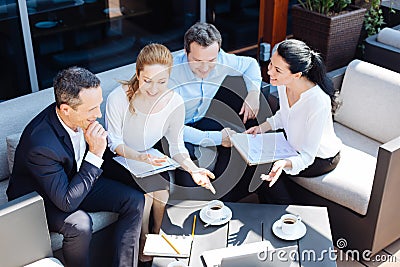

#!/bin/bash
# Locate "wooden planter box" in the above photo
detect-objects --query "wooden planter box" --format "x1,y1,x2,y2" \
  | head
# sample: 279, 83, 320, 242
292, 5, 366, 71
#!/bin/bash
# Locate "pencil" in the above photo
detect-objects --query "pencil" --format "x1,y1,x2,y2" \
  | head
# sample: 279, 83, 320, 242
192, 215, 197, 238
161, 234, 181, 255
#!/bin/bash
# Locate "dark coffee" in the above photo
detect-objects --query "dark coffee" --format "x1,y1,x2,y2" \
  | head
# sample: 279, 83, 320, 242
283, 218, 296, 224
210, 206, 222, 210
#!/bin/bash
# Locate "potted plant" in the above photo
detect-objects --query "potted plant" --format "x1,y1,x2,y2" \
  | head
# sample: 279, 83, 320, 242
291, 0, 367, 71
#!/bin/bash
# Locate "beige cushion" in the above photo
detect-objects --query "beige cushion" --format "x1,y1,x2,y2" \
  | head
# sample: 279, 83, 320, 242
377, 27, 400, 49
335, 60, 400, 144
292, 143, 377, 216
24, 257, 64, 266
6, 133, 21, 174
291, 122, 381, 216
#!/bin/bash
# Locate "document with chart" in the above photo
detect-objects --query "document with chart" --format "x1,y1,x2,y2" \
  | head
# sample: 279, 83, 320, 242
231, 132, 298, 165
113, 148, 180, 178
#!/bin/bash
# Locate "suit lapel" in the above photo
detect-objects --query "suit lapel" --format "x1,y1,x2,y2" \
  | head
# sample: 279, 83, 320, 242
47, 103, 77, 173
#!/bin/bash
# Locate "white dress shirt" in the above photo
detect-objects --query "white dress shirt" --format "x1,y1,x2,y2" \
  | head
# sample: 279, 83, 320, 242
266, 85, 342, 175
56, 110, 103, 170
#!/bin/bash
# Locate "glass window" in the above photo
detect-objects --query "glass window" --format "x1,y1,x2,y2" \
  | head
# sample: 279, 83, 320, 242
0, 0, 32, 101
28, 0, 197, 89
207, 0, 259, 52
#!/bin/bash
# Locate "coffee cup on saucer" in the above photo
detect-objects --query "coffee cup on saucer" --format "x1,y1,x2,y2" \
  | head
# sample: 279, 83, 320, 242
206, 200, 225, 219
278, 214, 302, 235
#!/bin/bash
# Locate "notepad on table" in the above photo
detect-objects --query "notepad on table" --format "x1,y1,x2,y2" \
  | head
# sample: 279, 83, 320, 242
113, 148, 180, 178
231, 132, 298, 165
143, 234, 193, 258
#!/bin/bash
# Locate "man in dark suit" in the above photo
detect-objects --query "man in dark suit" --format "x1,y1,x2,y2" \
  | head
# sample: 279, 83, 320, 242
7, 67, 144, 267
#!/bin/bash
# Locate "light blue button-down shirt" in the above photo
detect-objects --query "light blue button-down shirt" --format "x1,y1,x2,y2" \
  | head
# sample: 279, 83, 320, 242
169, 49, 262, 146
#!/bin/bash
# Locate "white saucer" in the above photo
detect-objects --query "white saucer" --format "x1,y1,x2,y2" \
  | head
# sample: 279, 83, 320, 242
200, 205, 232, 226
272, 220, 307, 241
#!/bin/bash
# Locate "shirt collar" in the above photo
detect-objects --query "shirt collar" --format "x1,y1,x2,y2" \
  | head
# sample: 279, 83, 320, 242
55, 108, 83, 137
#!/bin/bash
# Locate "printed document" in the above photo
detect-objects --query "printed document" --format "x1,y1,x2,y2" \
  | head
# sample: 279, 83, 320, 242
231, 132, 298, 165
113, 148, 180, 178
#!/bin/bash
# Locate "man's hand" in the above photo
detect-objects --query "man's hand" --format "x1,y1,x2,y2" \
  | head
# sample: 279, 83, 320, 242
221, 128, 236, 147
239, 91, 260, 124
84, 121, 107, 158
260, 159, 287, 187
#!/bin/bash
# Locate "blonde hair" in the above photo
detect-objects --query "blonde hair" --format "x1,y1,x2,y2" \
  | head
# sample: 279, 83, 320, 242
121, 43, 173, 113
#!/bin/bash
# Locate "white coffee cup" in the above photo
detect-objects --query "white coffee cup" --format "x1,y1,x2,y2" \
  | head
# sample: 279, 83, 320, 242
278, 214, 302, 235
206, 200, 225, 219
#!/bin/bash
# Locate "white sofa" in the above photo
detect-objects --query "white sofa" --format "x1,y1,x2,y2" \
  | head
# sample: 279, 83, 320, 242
289, 60, 400, 255
364, 25, 400, 73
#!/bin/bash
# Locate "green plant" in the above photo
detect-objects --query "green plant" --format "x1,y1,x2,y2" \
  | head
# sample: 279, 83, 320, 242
298, 0, 352, 15
364, 0, 385, 36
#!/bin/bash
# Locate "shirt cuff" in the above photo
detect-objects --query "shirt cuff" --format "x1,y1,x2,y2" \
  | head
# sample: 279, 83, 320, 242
85, 151, 104, 169
266, 117, 277, 131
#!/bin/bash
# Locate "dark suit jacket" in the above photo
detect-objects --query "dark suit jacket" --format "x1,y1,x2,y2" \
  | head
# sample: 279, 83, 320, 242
7, 103, 102, 212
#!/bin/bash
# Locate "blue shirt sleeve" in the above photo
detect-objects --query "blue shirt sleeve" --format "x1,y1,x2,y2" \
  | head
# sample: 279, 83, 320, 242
220, 50, 262, 92
183, 125, 222, 146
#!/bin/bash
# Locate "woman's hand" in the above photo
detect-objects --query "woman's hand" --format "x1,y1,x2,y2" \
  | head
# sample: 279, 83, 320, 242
137, 153, 168, 166
190, 168, 216, 194
260, 159, 287, 187
245, 125, 263, 136
245, 121, 271, 136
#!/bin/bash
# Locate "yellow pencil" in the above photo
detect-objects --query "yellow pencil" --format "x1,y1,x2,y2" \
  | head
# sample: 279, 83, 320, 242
161, 234, 181, 255
192, 215, 197, 238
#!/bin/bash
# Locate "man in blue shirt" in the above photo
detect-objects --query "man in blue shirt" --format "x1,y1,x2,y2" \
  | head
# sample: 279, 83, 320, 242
169, 22, 263, 201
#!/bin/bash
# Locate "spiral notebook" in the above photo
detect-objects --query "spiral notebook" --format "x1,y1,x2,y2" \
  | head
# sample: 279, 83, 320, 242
113, 148, 180, 178
143, 234, 193, 258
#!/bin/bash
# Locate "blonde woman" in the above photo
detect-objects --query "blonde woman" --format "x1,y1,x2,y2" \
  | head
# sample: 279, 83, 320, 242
103, 44, 215, 263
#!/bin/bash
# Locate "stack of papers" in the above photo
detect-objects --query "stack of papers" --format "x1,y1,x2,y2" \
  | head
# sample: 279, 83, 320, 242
113, 148, 180, 178
231, 132, 298, 165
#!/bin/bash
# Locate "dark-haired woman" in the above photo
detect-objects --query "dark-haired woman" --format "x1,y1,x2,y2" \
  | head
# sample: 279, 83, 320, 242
246, 39, 342, 203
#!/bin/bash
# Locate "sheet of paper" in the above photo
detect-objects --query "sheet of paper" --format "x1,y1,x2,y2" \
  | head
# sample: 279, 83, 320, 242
113, 148, 179, 178
143, 234, 193, 258
231, 132, 298, 165
201, 241, 273, 266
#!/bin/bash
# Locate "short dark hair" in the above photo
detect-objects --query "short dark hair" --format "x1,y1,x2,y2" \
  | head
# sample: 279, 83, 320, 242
54, 67, 100, 109
184, 22, 222, 53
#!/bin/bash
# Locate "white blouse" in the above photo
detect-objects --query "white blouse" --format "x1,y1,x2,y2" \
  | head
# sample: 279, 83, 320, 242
266, 85, 342, 175
105, 85, 188, 157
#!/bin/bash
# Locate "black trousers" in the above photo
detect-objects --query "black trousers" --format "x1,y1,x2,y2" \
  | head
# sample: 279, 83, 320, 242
174, 81, 264, 202
45, 177, 144, 267
257, 152, 341, 204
